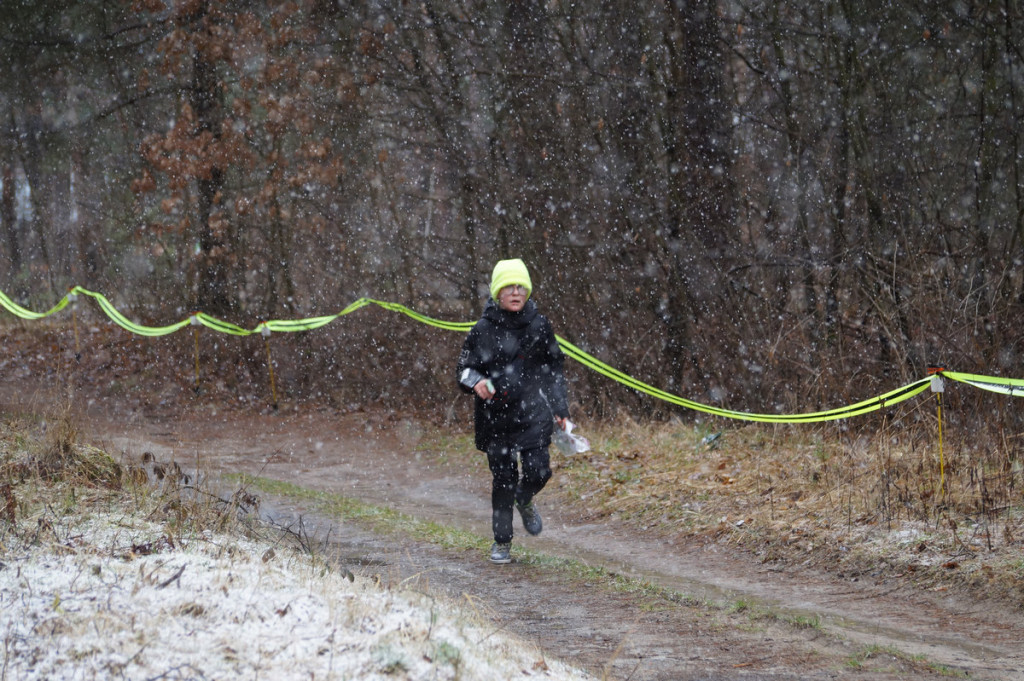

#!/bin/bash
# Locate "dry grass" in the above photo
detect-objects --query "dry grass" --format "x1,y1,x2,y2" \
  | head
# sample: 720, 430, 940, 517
541, 409, 1024, 607
0, 402, 267, 551
0, 401, 121, 487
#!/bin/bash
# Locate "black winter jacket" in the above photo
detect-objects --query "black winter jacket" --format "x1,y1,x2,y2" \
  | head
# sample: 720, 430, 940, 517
456, 299, 569, 452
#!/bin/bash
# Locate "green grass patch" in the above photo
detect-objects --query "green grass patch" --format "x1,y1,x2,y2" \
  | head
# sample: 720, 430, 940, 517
843, 644, 968, 677
783, 613, 822, 630
234, 474, 489, 553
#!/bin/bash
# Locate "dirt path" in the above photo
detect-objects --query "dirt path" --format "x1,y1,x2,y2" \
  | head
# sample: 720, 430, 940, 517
58, 400, 1023, 681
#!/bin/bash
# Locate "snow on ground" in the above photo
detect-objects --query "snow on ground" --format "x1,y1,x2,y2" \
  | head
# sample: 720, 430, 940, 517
0, 501, 593, 680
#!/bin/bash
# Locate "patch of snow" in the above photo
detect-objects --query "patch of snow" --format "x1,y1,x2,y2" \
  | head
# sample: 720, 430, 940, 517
890, 528, 923, 544
0, 508, 592, 680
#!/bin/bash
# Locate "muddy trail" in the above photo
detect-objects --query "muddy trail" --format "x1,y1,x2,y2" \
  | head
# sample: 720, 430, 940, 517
30, 394, 1010, 681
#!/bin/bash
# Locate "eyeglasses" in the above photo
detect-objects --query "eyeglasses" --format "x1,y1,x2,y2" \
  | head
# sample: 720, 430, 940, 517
501, 285, 527, 295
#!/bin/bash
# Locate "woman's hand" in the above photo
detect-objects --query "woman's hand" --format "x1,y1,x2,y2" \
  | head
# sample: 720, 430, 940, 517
473, 379, 495, 400
554, 416, 567, 430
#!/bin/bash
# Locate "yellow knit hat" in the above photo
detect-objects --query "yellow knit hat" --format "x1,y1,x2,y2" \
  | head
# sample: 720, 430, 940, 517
490, 258, 532, 301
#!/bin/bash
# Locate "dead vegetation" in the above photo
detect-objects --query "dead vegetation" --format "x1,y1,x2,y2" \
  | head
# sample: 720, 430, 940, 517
0, 399, 266, 552
541, 410, 1024, 608
0, 400, 120, 486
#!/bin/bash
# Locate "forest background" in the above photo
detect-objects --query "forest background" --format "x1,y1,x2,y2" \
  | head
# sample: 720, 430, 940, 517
2, 0, 1024, 440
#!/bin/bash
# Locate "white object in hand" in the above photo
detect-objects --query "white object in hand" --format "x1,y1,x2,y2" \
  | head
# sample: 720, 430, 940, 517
555, 419, 590, 454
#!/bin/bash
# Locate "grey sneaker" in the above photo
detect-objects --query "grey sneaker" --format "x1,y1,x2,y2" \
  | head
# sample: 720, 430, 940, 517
489, 542, 512, 564
517, 501, 542, 536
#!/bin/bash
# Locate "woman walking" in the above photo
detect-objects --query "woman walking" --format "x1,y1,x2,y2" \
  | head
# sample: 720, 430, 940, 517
456, 259, 570, 564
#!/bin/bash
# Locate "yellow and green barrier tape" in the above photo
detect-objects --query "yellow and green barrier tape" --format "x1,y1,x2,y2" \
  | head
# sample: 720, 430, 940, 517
940, 371, 1024, 397
0, 285, 1014, 423
1, 287, 75, 321
556, 335, 933, 422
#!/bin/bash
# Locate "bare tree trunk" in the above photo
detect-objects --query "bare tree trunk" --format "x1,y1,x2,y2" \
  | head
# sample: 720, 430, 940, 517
2, 162, 19, 279
824, 5, 855, 358
769, 4, 818, 328
659, 0, 735, 387
1001, 0, 1024, 304
190, 2, 232, 316
266, 191, 296, 316
17, 104, 54, 293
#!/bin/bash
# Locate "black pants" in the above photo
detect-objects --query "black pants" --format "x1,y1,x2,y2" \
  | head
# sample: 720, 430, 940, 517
486, 444, 552, 544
